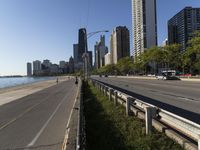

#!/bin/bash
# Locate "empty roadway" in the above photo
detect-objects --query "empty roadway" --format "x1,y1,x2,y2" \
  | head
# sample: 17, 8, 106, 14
0, 79, 78, 150
92, 77, 200, 123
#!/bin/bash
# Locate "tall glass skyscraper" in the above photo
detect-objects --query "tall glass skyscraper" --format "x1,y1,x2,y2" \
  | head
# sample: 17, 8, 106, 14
132, 0, 157, 58
78, 28, 88, 62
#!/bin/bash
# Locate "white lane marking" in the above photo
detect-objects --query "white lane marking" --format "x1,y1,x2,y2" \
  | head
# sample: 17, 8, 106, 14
62, 82, 80, 150
26, 91, 70, 148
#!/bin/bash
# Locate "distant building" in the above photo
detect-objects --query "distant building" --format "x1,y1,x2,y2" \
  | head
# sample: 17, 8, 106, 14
132, 0, 157, 57
27, 62, 32, 76
168, 7, 200, 51
110, 26, 130, 64
33, 60, 41, 75
59, 61, 66, 68
78, 28, 88, 62
94, 35, 108, 69
88, 51, 93, 68
73, 44, 79, 63
50, 64, 60, 74
69, 56, 74, 73
105, 53, 111, 66
42, 59, 51, 68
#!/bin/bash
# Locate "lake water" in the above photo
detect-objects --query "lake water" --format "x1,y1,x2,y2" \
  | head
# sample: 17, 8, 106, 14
0, 77, 55, 89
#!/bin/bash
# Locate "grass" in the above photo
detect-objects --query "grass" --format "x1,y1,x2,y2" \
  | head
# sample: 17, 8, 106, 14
83, 81, 183, 150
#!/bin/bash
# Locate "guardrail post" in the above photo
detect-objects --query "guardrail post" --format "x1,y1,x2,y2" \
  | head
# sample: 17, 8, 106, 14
126, 97, 133, 116
100, 84, 102, 92
105, 87, 108, 96
114, 91, 118, 106
145, 107, 156, 135
109, 88, 113, 101
102, 85, 105, 95
145, 107, 152, 135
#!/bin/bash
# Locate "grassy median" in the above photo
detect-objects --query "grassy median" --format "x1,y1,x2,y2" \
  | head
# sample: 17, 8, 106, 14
83, 81, 183, 150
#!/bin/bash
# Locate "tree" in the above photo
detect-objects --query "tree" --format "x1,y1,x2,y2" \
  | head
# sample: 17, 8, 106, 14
116, 57, 133, 75
184, 31, 200, 74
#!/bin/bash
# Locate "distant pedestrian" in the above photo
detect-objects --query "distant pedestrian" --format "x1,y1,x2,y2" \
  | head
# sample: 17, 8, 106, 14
75, 76, 78, 85
56, 78, 58, 84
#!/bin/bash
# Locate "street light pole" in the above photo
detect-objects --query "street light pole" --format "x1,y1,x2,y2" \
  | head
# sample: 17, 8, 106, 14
83, 30, 109, 81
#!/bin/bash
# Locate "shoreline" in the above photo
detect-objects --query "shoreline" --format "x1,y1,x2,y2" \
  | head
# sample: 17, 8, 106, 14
0, 76, 56, 90
0, 76, 70, 106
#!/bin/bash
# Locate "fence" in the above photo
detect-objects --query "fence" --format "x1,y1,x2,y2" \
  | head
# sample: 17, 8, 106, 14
90, 78, 200, 150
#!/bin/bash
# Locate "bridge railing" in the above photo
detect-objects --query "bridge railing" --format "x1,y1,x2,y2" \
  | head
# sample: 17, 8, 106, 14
90, 79, 200, 150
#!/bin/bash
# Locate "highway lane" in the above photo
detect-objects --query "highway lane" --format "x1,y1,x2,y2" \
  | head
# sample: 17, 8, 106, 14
0, 79, 78, 150
92, 77, 200, 123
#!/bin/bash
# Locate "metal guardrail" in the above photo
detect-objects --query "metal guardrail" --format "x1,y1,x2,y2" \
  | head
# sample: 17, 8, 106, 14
90, 79, 200, 150
76, 79, 86, 150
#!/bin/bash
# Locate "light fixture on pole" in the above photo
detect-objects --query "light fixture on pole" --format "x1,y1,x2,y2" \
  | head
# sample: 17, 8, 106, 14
83, 30, 109, 80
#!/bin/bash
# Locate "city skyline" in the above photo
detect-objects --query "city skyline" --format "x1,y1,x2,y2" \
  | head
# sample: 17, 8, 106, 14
0, 0, 200, 75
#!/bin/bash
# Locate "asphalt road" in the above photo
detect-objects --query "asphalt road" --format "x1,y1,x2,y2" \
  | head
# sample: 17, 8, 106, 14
92, 77, 200, 123
0, 79, 78, 150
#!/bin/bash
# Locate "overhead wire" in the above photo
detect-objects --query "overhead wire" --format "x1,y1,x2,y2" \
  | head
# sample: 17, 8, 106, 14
86, 0, 90, 29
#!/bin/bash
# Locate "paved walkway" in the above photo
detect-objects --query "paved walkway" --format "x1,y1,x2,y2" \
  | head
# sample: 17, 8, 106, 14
0, 76, 70, 106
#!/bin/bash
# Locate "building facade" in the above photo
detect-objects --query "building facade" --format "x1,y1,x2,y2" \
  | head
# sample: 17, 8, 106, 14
33, 60, 41, 75
59, 61, 66, 68
42, 59, 51, 68
105, 53, 111, 66
88, 51, 93, 68
110, 26, 130, 64
73, 44, 79, 63
27, 62, 32, 76
78, 28, 88, 62
94, 35, 108, 69
168, 7, 200, 51
132, 0, 157, 57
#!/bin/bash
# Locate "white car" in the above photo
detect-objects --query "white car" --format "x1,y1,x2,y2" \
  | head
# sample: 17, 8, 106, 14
156, 75, 167, 80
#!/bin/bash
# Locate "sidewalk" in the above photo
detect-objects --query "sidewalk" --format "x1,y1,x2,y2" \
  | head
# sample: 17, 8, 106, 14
0, 76, 69, 106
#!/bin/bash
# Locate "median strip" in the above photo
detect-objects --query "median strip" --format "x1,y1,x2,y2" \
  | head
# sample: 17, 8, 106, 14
83, 81, 183, 150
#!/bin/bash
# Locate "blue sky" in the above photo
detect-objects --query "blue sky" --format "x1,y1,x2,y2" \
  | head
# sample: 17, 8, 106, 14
0, 0, 199, 75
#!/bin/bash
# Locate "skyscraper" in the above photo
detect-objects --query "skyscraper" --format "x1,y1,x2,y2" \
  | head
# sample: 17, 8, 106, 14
94, 35, 108, 69
78, 28, 88, 62
27, 62, 32, 77
168, 7, 200, 51
110, 26, 130, 64
33, 60, 41, 75
73, 44, 79, 63
132, 0, 157, 57
88, 51, 93, 68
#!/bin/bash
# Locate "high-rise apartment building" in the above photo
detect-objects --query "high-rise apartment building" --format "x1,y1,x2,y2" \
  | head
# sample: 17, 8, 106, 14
168, 7, 200, 51
78, 28, 88, 62
27, 62, 32, 76
110, 26, 130, 64
33, 60, 41, 75
132, 0, 157, 57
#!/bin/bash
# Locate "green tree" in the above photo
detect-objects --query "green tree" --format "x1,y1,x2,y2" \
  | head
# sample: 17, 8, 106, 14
184, 31, 200, 74
163, 44, 181, 70
116, 57, 133, 75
